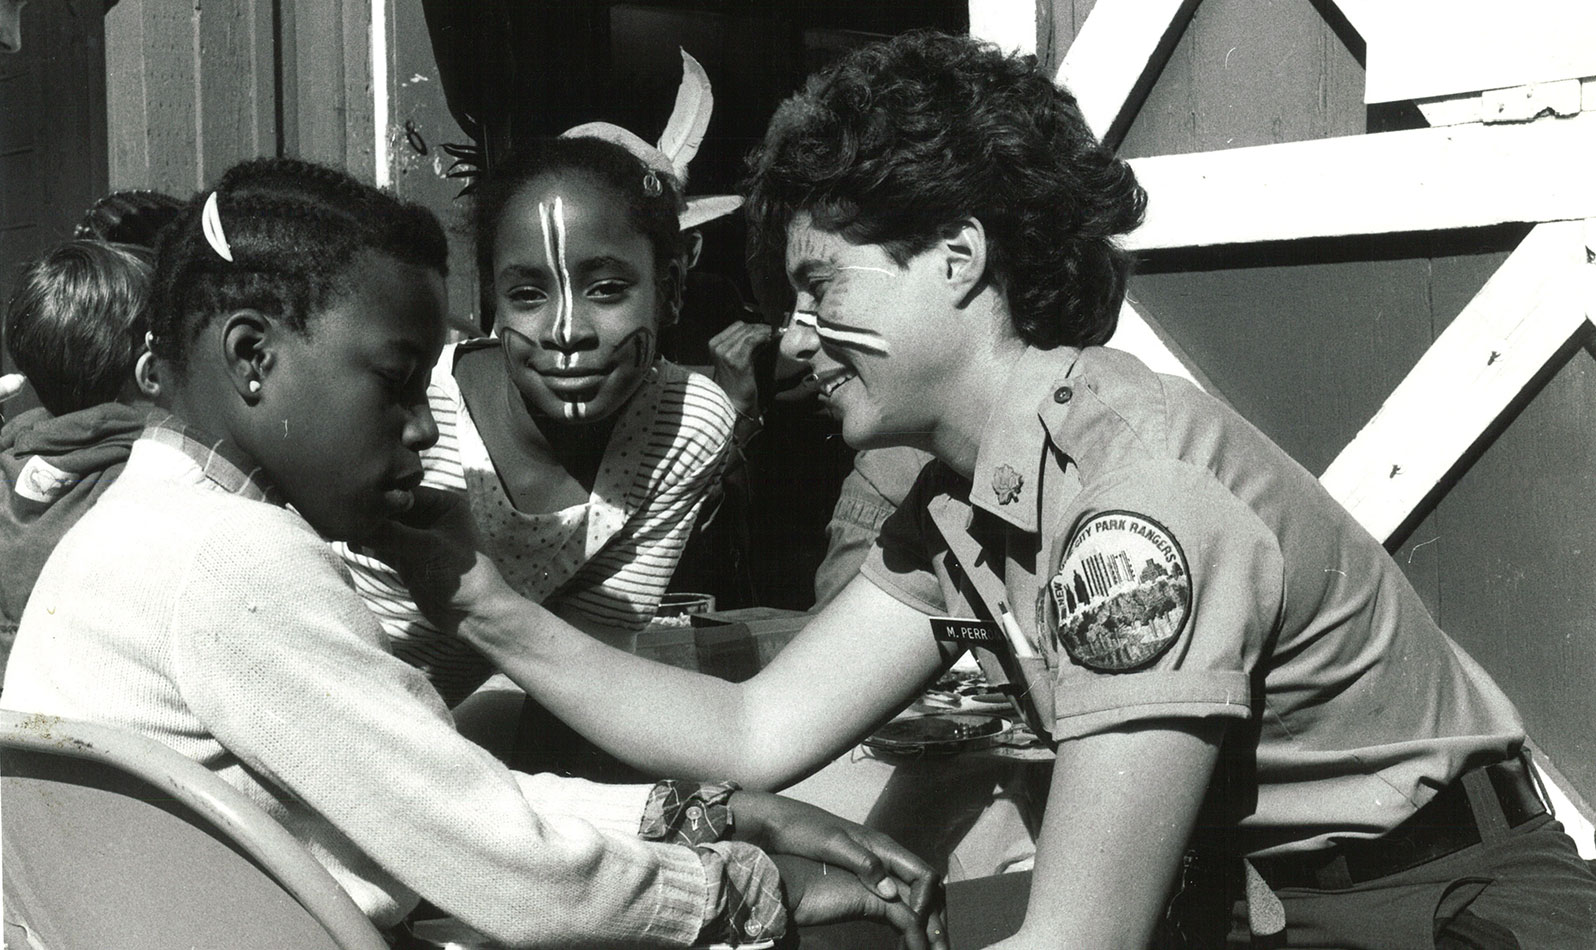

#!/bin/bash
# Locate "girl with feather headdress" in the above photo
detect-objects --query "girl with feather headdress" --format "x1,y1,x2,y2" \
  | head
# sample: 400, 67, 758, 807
340, 52, 745, 710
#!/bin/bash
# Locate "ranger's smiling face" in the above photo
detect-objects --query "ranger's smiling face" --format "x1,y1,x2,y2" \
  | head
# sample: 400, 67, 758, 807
783, 213, 958, 450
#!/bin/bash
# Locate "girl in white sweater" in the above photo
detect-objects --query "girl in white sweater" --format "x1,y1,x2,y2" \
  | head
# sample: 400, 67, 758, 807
1, 157, 944, 949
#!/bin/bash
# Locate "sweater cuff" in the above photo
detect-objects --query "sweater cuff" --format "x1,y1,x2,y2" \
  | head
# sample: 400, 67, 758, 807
509, 771, 654, 837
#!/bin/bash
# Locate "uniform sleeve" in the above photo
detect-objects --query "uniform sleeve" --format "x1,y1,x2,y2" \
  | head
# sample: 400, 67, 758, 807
814, 464, 899, 605
1042, 458, 1284, 741
169, 514, 709, 948
859, 469, 947, 616
557, 377, 734, 631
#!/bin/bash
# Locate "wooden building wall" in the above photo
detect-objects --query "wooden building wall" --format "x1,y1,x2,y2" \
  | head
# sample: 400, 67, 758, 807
0, 0, 108, 379
103, 0, 374, 197
1040, 0, 1596, 809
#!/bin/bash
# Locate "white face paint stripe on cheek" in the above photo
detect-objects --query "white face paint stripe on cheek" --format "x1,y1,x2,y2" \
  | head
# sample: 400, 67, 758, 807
793, 308, 889, 355
837, 265, 896, 278
816, 326, 890, 356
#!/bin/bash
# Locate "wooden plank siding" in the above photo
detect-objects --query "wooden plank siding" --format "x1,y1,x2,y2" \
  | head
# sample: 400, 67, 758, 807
1045, 0, 1596, 807
104, 0, 373, 195
0, 0, 108, 380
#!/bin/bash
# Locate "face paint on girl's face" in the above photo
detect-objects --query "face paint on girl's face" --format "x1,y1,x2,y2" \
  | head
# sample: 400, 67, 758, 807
493, 171, 664, 426
537, 196, 577, 358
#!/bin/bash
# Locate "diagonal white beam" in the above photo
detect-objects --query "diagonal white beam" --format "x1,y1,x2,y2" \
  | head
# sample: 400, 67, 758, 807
1108, 299, 1221, 397
1319, 220, 1592, 542
967, 0, 1040, 55
1124, 112, 1596, 250
1055, 0, 1196, 141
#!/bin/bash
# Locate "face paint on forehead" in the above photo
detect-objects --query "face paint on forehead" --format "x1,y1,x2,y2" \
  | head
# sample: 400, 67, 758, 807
538, 196, 576, 363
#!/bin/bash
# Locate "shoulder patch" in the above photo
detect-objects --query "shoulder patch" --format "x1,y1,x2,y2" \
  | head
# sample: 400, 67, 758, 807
1047, 510, 1191, 671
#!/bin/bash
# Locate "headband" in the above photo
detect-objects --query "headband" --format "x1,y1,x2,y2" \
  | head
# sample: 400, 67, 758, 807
560, 49, 743, 231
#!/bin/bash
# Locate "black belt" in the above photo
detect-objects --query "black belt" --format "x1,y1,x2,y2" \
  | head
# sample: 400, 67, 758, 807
1251, 754, 1547, 891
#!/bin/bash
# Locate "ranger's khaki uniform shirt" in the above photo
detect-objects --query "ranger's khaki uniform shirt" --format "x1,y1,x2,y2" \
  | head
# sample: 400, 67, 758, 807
862, 345, 1523, 856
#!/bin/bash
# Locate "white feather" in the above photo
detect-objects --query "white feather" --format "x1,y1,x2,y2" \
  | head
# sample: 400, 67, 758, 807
656, 49, 713, 182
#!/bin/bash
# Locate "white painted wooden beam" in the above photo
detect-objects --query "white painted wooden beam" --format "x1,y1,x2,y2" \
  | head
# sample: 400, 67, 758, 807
1124, 112, 1596, 250
1418, 79, 1585, 128
1318, 220, 1591, 542
968, 0, 1040, 56
1054, 0, 1193, 141
1532, 746, 1596, 860
1348, 0, 1596, 105
1108, 298, 1221, 397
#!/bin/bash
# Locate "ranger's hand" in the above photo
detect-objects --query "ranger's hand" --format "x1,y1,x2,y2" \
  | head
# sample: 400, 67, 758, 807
708, 321, 776, 416
363, 486, 512, 634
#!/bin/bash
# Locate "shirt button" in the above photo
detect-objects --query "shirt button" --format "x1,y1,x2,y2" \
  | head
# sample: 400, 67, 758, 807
686, 805, 703, 820
1053, 385, 1073, 404
744, 921, 763, 937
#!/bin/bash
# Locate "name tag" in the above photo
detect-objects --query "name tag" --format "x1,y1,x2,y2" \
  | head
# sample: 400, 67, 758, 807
928, 617, 1005, 645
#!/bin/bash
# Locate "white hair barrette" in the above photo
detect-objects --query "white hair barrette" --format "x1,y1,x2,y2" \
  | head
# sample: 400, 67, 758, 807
201, 191, 234, 262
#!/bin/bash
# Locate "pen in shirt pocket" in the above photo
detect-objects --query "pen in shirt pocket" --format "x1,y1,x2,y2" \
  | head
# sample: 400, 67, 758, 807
997, 600, 1039, 658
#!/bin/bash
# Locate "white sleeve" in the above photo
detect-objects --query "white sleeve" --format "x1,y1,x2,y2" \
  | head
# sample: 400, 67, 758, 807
171, 516, 706, 948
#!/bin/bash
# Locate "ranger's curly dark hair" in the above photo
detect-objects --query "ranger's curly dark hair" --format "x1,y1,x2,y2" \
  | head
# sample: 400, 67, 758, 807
151, 158, 448, 375
745, 31, 1146, 348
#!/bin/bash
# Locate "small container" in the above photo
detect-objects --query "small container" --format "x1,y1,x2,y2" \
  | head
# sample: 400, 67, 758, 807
651, 592, 717, 627
863, 713, 1010, 757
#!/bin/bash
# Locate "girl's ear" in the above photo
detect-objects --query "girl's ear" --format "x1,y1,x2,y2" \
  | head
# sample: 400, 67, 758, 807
683, 229, 705, 270
939, 217, 990, 307
661, 255, 686, 328
219, 309, 273, 402
133, 351, 161, 399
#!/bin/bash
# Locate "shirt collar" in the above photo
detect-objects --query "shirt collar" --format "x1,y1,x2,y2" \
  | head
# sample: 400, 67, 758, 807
141, 415, 283, 504
967, 345, 1083, 533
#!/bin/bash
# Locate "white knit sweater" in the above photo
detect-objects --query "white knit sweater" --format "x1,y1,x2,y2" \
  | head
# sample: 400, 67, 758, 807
1, 436, 709, 947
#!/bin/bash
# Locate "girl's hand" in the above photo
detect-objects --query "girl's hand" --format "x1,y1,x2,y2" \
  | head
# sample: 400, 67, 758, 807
708, 321, 776, 415
364, 486, 514, 633
770, 854, 949, 950
732, 791, 947, 950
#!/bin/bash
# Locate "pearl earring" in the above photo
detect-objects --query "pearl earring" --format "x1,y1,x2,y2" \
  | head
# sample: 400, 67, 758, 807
247, 379, 262, 393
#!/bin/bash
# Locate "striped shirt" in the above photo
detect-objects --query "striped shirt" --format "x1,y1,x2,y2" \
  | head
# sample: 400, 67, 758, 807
341, 343, 734, 704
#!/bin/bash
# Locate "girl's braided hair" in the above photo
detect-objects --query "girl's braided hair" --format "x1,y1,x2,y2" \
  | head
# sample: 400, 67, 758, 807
151, 157, 448, 375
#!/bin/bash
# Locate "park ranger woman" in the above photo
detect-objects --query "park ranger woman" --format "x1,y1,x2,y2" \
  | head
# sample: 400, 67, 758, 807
380, 30, 1596, 949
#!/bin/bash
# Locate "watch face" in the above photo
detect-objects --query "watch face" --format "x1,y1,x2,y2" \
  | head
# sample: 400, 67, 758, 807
863, 713, 1010, 757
